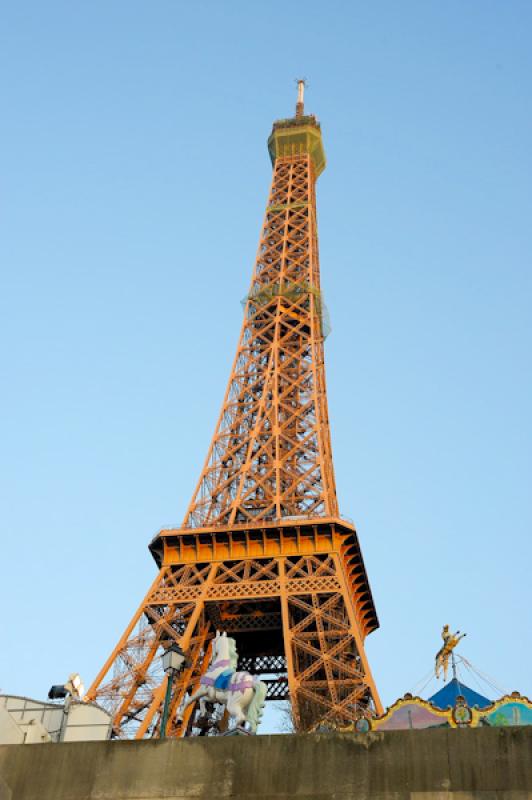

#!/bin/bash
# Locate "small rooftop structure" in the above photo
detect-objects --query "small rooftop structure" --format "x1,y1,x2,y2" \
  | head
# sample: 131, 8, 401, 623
0, 694, 111, 745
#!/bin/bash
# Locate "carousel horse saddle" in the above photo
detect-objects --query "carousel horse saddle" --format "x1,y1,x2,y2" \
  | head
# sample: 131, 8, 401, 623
214, 670, 233, 690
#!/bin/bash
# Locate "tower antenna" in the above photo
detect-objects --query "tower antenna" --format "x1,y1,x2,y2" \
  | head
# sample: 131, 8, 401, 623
295, 78, 307, 117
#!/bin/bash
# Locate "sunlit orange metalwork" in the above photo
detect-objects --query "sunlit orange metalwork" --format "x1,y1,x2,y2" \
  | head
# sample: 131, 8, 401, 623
85, 91, 382, 736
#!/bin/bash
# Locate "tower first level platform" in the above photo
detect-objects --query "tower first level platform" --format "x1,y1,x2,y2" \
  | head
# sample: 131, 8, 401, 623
86, 519, 381, 738
150, 518, 378, 639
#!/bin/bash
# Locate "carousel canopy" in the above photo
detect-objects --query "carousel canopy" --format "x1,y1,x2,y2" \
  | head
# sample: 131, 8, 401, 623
429, 677, 491, 710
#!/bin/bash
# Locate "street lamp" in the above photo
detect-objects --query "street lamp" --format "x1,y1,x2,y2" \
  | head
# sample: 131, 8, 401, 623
160, 643, 186, 739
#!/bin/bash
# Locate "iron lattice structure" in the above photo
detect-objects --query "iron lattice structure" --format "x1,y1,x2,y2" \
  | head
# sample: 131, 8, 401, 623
86, 93, 382, 736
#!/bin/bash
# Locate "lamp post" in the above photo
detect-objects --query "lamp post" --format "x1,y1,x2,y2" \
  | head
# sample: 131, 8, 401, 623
160, 643, 186, 739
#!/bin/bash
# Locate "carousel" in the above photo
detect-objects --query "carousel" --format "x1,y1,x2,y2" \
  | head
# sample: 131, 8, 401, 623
346, 625, 532, 733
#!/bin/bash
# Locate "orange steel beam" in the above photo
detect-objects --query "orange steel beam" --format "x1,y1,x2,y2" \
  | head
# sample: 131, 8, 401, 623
85, 568, 166, 701
332, 552, 383, 715
278, 555, 300, 729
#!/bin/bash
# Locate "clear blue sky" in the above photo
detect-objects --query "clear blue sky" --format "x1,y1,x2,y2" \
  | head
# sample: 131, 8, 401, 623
1, 2, 530, 730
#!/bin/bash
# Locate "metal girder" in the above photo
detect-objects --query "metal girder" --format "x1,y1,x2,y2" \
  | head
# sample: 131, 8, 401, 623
239, 655, 287, 674
264, 678, 289, 701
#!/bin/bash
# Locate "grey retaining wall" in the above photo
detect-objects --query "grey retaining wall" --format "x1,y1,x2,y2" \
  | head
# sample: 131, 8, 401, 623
0, 727, 530, 800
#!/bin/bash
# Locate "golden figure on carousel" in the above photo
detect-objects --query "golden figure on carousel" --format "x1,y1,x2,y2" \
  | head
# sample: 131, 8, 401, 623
435, 625, 466, 680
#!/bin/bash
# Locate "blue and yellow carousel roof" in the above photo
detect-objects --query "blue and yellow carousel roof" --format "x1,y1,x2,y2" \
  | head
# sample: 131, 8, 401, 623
429, 677, 491, 710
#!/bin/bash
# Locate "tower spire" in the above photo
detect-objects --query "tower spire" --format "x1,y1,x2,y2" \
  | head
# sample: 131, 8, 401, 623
296, 78, 306, 117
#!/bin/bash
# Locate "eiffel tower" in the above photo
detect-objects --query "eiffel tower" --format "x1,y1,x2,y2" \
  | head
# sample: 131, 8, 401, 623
85, 82, 382, 736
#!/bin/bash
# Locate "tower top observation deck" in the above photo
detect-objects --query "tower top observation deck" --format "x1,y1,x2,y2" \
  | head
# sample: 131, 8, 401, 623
268, 80, 326, 177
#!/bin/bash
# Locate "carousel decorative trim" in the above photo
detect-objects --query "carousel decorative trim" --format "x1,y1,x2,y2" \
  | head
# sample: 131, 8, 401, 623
334, 691, 532, 733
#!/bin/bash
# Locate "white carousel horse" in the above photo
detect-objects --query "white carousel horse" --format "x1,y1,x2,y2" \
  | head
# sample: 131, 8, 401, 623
178, 632, 267, 733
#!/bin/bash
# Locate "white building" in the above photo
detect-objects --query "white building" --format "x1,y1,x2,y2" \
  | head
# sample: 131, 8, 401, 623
0, 695, 111, 744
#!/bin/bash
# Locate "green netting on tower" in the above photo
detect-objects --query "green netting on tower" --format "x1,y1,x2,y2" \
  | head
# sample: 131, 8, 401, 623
242, 280, 331, 339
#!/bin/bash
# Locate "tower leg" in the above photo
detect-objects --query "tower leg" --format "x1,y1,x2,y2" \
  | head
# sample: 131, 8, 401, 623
279, 556, 300, 730
85, 563, 218, 738
279, 553, 382, 730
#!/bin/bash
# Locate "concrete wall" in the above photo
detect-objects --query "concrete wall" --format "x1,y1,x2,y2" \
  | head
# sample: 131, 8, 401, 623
0, 727, 530, 800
